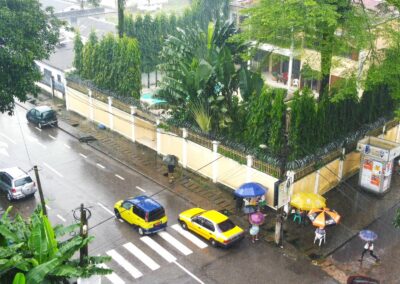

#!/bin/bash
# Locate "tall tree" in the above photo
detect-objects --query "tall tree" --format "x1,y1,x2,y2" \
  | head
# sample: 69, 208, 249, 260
239, 0, 375, 101
117, 0, 126, 38
73, 31, 84, 74
0, 0, 62, 114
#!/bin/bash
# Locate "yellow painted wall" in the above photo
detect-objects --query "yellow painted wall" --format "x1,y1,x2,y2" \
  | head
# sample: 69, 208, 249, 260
384, 125, 398, 142
68, 89, 89, 117
93, 100, 109, 127
318, 159, 340, 195
186, 141, 214, 178
113, 108, 132, 139
343, 152, 361, 179
159, 132, 184, 162
292, 172, 317, 194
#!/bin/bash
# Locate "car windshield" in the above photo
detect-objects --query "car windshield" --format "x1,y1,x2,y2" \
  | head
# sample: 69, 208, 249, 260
15, 176, 33, 187
148, 208, 165, 222
41, 111, 55, 119
217, 219, 235, 232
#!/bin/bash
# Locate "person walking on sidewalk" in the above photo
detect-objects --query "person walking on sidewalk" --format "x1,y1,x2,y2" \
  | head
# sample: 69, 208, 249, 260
359, 241, 380, 263
234, 195, 244, 214
249, 224, 260, 243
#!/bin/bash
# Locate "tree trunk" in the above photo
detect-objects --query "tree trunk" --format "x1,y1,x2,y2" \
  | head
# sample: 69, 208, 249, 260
155, 70, 158, 87
147, 72, 150, 88
318, 29, 334, 102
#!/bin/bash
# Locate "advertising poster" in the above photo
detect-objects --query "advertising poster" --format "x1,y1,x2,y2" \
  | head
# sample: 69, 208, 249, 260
360, 158, 381, 192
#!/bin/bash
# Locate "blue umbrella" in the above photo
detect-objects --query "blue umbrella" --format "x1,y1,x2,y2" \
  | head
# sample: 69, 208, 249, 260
359, 230, 378, 242
234, 182, 267, 198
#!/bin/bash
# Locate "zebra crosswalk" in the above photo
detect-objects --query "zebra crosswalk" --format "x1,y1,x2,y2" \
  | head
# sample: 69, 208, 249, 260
102, 224, 208, 283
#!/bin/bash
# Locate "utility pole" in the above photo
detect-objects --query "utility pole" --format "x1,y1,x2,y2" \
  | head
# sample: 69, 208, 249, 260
33, 165, 47, 216
80, 203, 89, 266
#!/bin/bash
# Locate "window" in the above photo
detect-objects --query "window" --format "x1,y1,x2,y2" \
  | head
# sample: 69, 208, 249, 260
148, 208, 165, 222
57, 74, 62, 82
0, 174, 11, 187
218, 219, 235, 232
133, 206, 146, 219
41, 111, 55, 120
193, 216, 204, 226
202, 220, 215, 232
122, 202, 132, 210
15, 176, 33, 187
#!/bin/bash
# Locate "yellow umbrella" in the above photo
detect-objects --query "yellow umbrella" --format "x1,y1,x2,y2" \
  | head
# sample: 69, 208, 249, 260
290, 192, 326, 211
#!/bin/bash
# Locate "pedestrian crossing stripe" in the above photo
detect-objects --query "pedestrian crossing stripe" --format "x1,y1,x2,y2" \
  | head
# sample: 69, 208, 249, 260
106, 249, 143, 279
158, 231, 193, 255
141, 236, 177, 263
123, 242, 160, 271
171, 224, 208, 249
98, 263, 125, 284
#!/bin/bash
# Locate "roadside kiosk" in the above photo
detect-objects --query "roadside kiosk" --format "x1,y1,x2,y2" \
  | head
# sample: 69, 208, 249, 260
357, 136, 400, 194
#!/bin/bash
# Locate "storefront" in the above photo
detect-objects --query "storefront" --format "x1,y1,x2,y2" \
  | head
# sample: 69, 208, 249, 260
357, 136, 400, 194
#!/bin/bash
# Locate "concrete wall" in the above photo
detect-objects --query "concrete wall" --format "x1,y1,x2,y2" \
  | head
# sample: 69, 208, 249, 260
65, 84, 399, 209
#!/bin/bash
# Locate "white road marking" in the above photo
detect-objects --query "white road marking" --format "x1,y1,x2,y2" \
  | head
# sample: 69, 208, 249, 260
45, 205, 52, 210
48, 134, 56, 140
174, 261, 205, 284
123, 242, 160, 271
140, 236, 176, 263
98, 263, 125, 284
97, 202, 114, 216
27, 135, 46, 149
158, 231, 193, 256
171, 224, 208, 249
0, 141, 9, 157
79, 153, 87, 158
63, 143, 71, 149
96, 163, 105, 169
136, 186, 146, 192
56, 214, 66, 222
106, 249, 143, 279
43, 162, 63, 178
35, 127, 42, 132
0, 133, 16, 144
115, 174, 125, 180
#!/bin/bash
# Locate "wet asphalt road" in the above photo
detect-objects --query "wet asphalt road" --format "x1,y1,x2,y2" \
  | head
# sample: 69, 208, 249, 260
0, 105, 336, 284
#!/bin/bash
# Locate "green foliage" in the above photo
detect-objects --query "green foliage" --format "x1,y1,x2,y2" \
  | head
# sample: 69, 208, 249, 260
238, 0, 375, 100
190, 101, 211, 133
394, 208, 400, 228
123, 0, 229, 78
0, 0, 62, 114
73, 31, 84, 74
0, 206, 111, 283
76, 32, 141, 98
117, 0, 126, 38
268, 89, 287, 156
158, 20, 251, 133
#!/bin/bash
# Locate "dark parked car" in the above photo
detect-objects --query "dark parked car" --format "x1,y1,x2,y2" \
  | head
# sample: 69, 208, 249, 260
26, 106, 58, 129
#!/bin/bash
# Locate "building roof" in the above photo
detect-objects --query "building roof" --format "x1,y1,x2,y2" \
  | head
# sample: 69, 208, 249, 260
42, 41, 74, 72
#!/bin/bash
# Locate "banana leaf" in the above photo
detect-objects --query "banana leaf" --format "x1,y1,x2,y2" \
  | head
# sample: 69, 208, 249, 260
12, 272, 25, 284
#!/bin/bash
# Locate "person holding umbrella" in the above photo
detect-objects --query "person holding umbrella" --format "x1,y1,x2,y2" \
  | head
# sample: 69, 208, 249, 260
163, 155, 178, 183
359, 230, 380, 263
249, 209, 265, 243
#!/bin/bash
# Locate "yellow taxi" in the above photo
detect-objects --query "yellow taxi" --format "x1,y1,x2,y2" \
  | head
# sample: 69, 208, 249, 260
114, 195, 167, 235
178, 208, 244, 247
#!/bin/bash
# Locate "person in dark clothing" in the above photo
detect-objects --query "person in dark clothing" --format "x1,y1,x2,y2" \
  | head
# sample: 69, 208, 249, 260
234, 195, 244, 214
359, 241, 380, 262
167, 164, 175, 183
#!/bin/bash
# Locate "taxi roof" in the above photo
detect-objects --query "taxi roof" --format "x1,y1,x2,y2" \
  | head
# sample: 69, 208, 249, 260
201, 210, 228, 223
128, 195, 163, 212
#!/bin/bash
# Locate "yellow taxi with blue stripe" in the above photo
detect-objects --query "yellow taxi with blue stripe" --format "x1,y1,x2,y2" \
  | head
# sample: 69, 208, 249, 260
114, 195, 167, 235
178, 208, 244, 247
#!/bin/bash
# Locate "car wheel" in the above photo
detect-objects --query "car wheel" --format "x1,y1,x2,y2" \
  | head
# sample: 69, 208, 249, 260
6, 193, 13, 202
114, 209, 121, 219
210, 239, 218, 247
179, 220, 188, 230
138, 227, 145, 236
38, 123, 42, 129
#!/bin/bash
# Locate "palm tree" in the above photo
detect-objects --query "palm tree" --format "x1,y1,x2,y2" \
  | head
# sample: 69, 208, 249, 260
158, 20, 254, 132
0, 206, 111, 284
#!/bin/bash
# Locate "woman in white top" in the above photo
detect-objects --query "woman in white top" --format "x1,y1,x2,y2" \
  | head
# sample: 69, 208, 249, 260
360, 241, 380, 262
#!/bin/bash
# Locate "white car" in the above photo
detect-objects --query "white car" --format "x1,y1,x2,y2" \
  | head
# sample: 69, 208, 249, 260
0, 167, 37, 201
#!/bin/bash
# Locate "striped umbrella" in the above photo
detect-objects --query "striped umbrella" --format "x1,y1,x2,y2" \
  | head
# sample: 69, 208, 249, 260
308, 208, 341, 227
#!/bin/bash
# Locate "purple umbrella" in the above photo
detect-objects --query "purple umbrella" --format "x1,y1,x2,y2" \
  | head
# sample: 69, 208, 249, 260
359, 230, 378, 242
249, 212, 265, 225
